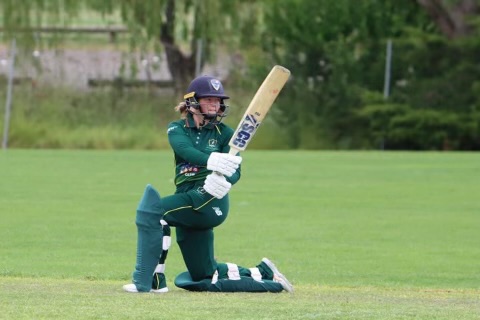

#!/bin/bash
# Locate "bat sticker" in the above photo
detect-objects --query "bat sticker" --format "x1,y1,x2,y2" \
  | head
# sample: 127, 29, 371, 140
231, 115, 261, 149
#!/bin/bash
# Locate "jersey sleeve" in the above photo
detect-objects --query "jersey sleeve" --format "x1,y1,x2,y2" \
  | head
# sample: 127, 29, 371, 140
167, 122, 209, 165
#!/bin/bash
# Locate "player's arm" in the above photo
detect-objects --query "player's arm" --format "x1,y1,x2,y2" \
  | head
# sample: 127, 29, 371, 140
167, 123, 209, 165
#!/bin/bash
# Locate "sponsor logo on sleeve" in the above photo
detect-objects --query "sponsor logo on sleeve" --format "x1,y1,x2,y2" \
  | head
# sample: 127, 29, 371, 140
167, 126, 177, 134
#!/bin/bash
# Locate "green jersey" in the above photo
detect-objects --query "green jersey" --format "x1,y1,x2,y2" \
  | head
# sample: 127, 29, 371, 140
167, 114, 241, 187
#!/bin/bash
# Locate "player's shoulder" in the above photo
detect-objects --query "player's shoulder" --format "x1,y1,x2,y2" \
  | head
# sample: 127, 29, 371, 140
167, 119, 185, 135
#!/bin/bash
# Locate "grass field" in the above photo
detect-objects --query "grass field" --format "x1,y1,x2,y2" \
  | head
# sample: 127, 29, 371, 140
0, 150, 479, 319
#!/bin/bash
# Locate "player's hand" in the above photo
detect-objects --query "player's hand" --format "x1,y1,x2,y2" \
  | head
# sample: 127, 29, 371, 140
207, 152, 242, 177
203, 173, 232, 199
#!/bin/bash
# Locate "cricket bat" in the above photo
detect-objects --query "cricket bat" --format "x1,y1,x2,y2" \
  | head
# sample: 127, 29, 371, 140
228, 65, 291, 155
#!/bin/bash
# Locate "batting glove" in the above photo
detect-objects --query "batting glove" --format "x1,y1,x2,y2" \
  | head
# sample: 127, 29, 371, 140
207, 152, 242, 177
203, 173, 232, 199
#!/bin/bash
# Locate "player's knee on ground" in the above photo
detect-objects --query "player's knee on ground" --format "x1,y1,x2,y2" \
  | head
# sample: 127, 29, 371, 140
174, 271, 283, 293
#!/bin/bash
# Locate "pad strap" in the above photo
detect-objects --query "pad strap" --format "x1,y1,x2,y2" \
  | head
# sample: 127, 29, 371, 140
154, 263, 166, 274
249, 267, 263, 282
226, 263, 241, 280
211, 270, 219, 284
162, 236, 171, 250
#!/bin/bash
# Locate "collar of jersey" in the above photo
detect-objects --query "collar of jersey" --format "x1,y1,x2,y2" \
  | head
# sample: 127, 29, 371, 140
185, 113, 216, 130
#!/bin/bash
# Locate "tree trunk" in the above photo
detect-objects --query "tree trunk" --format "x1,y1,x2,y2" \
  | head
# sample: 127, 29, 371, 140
417, 0, 479, 39
160, 0, 197, 95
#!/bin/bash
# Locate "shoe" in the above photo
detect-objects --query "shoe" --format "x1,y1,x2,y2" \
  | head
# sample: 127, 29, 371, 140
262, 257, 294, 293
122, 283, 169, 293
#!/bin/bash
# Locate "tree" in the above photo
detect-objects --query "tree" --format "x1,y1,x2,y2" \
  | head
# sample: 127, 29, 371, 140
417, 0, 480, 39
259, 0, 430, 148
0, 0, 259, 91
3, 0, 478, 150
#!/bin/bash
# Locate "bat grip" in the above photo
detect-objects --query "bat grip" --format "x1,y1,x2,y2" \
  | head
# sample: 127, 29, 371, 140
228, 147, 241, 156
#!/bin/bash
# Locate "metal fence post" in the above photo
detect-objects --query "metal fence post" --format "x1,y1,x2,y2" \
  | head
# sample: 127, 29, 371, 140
2, 39, 16, 150
383, 39, 392, 99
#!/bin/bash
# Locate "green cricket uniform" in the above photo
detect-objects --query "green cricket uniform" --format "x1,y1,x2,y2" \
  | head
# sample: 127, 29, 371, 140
164, 114, 240, 281
130, 113, 282, 293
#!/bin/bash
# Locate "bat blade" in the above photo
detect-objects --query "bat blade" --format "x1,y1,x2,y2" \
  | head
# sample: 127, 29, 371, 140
229, 65, 291, 154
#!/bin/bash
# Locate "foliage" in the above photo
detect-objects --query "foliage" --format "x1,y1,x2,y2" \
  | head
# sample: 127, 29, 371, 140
356, 102, 409, 149
258, 0, 480, 150
0, 83, 287, 149
359, 95, 480, 151
391, 36, 480, 111
359, 104, 475, 150
1, 0, 480, 150
259, 0, 433, 149
0, 0, 261, 89
379, 35, 480, 150
0, 84, 177, 149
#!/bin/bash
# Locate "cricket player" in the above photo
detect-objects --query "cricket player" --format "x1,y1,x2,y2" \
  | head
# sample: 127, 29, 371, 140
123, 75, 293, 293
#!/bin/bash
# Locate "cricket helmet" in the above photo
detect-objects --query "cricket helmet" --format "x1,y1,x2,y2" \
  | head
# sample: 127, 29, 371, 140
185, 75, 230, 100
184, 75, 230, 125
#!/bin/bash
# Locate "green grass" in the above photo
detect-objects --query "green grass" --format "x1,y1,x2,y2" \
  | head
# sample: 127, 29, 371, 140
0, 150, 479, 319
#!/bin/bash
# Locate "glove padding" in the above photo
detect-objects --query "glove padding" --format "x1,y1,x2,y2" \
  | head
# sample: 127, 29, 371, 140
207, 152, 242, 177
203, 173, 232, 199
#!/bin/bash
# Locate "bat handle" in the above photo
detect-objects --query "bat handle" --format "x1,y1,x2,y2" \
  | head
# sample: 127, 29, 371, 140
228, 147, 241, 156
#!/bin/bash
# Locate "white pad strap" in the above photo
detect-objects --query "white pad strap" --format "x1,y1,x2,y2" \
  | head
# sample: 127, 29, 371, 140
211, 270, 219, 284
226, 263, 241, 280
162, 236, 171, 250
249, 267, 263, 282
160, 220, 171, 250
154, 264, 165, 274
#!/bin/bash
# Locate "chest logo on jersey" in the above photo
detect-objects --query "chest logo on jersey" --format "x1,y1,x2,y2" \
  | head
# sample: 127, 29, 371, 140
208, 139, 218, 148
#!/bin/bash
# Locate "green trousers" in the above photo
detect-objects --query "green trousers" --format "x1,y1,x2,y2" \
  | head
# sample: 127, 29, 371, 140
132, 182, 228, 291
131, 182, 283, 293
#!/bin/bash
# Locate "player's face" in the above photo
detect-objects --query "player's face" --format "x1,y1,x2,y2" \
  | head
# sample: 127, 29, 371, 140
198, 97, 221, 116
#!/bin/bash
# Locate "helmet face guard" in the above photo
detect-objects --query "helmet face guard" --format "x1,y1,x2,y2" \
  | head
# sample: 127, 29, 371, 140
184, 93, 229, 125
184, 76, 230, 126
